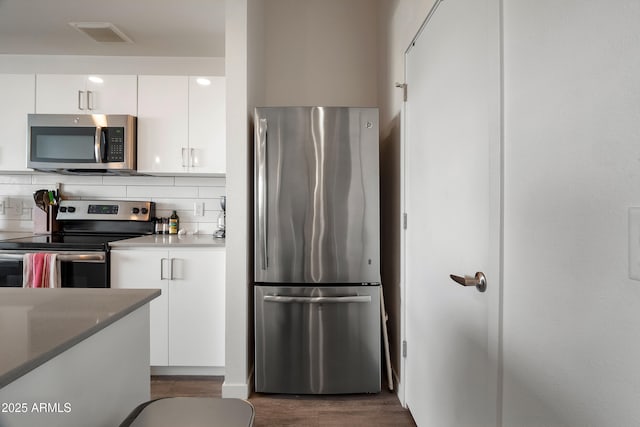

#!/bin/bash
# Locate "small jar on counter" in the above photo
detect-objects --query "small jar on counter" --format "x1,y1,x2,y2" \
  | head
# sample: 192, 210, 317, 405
162, 217, 169, 234
154, 217, 162, 234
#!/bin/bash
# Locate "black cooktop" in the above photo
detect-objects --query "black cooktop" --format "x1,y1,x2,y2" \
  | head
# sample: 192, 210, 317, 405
0, 233, 139, 251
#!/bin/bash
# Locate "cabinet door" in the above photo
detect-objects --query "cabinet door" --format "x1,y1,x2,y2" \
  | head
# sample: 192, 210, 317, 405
0, 74, 34, 171
168, 249, 225, 366
35, 74, 87, 113
36, 74, 137, 114
137, 76, 189, 174
188, 76, 226, 174
85, 75, 137, 115
110, 250, 169, 366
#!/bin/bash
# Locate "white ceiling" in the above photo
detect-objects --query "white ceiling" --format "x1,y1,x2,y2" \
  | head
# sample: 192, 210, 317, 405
0, 0, 226, 57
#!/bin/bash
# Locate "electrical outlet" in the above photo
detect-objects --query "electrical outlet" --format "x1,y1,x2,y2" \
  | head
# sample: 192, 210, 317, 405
194, 202, 205, 217
12, 199, 23, 216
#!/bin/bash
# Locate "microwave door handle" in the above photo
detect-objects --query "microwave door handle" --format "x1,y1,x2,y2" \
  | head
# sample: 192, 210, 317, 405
100, 128, 107, 162
94, 127, 103, 163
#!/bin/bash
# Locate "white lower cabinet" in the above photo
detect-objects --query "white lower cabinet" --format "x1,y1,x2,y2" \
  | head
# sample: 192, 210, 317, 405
110, 248, 225, 367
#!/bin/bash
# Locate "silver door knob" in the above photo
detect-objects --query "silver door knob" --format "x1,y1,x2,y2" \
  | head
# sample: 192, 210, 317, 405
449, 271, 487, 292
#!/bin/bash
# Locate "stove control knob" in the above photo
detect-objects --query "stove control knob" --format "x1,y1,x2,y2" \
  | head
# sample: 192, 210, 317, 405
59, 207, 67, 213
68, 206, 76, 213
141, 208, 149, 215
132, 207, 140, 214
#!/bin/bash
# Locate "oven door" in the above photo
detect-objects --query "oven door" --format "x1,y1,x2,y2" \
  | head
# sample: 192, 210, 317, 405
0, 251, 108, 288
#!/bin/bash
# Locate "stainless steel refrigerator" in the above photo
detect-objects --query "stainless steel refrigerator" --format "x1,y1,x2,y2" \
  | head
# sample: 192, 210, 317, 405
254, 106, 381, 394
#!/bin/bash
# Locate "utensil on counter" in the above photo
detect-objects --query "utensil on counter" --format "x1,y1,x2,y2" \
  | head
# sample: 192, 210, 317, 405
33, 189, 60, 212
33, 189, 48, 212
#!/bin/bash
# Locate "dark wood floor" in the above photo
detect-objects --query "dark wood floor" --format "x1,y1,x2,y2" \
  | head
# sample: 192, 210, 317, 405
150, 376, 416, 426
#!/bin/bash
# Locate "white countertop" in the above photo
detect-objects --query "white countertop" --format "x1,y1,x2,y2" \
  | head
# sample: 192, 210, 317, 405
110, 234, 225, 248
0, 288, 160, 388
0, 232, 34, 241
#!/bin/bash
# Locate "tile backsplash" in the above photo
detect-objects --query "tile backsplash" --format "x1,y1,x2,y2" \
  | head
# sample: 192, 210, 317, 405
0, 173, 226, 234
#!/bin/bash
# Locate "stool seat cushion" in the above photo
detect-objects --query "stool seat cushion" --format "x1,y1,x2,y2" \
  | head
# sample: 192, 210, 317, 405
120, 397, 255, 427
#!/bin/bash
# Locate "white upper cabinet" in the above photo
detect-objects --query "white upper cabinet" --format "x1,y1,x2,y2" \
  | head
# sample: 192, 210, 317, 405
0, 74, 35, 171
188, 76, 226, 174
35, 74, 137, 115
137, 75, 189, 174
137, 75, 226, 175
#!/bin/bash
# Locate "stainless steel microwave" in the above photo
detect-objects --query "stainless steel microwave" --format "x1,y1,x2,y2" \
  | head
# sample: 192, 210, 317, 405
27, 114, 137, 174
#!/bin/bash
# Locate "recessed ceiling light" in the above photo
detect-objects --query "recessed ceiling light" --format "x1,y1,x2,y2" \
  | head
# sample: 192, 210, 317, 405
196, 78, 211, 86
69, 22, 133, 44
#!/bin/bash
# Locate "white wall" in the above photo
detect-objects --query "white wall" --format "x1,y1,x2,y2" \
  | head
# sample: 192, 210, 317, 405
263, 0, 378, 107
222, 0, 252, 399
503, 0, 640, 425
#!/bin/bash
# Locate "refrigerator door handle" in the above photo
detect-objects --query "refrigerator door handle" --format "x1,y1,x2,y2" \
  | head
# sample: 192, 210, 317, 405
257, 117, 268, 270
263, 295, 372, 304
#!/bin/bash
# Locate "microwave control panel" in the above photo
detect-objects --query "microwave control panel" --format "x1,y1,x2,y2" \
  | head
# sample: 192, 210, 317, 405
105, 127, 125, 162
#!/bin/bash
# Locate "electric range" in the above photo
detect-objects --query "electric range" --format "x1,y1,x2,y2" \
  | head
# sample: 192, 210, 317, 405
0, 200, 155, 288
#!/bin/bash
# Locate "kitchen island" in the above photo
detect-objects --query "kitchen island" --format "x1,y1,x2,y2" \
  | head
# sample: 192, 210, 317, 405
0, 288, 160, 427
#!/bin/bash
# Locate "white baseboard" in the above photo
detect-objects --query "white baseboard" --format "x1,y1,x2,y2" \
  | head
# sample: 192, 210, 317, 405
222, 382, 250, 399
151, 366, 225, 376
394, 368, 406, 406
221, 367, 254, 399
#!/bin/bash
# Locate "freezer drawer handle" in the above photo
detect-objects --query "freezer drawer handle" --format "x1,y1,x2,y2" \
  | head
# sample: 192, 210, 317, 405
263, 295, 372, 304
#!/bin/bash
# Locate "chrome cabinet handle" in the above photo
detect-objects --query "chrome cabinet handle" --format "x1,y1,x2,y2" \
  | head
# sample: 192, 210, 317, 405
181, 147, 188, 168
87, 90, 94, 110
257, 118, 268, 270
170, 258, 176, 280
449, 271, 487, 292
263, 295, 372, 304
78, 90, 85, 110
160, 258, 170, 280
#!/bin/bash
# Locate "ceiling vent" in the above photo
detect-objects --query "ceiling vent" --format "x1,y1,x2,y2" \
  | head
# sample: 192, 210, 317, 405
69, 22, 133, 43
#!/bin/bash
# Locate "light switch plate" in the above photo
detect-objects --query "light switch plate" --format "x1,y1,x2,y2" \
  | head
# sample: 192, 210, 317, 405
629, 208, 640, 280
194, 202, 204, 217
12, 198, 22, 216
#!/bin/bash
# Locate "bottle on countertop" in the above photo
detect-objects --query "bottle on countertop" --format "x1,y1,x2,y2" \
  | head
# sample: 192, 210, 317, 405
169, 210, 179, 234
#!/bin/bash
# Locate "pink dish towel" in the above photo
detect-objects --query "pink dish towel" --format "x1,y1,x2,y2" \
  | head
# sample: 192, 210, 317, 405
22, 253, 34, 287
32, 253, 46, 287
47, 254, 60, 288
22, 253, 60, 288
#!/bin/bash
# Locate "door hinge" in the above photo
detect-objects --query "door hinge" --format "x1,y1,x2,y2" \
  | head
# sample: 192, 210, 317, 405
395, 82, 407, 102
403, 213, 408, 230
402, 340, 408, 358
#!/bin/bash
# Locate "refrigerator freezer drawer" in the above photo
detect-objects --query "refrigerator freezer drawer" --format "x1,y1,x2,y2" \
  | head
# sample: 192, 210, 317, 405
254, 285, 381, 394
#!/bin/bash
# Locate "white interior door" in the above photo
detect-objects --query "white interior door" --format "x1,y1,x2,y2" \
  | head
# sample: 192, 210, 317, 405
403, 0, 501, 425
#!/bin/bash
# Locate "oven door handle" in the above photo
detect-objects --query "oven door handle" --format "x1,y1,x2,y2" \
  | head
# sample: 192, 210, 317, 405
0, 253, 106, 263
